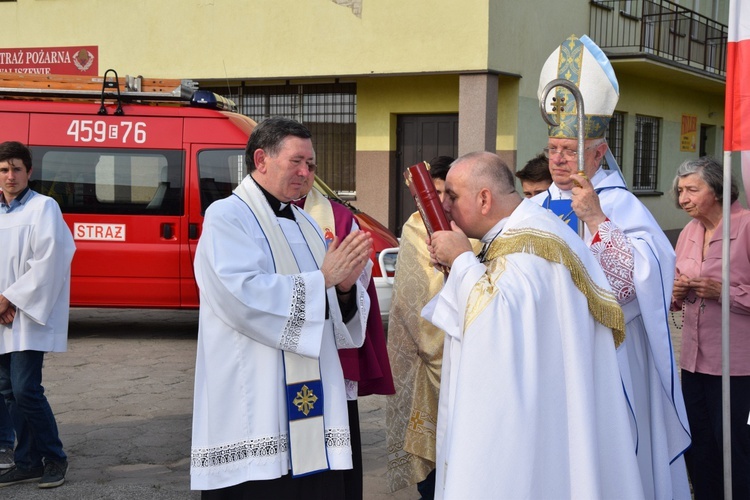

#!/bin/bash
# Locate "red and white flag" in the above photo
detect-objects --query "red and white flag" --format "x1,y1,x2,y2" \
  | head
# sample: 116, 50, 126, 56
725, 0, 750, 197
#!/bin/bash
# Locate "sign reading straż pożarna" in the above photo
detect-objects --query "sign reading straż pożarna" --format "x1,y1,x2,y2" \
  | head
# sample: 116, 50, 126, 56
0, 46, 98, 75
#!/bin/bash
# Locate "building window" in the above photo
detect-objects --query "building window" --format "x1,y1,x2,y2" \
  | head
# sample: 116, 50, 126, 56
633, 115, 661, 191
605, 111, 624, 169
205, 82, 357, 193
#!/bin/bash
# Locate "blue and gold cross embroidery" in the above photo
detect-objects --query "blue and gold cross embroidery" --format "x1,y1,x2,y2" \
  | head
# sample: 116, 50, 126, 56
293, 385, 318, 416
286, 380, 325, 420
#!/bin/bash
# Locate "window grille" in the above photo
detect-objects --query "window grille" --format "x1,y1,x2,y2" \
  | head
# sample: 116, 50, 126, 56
605, 111, 624, 169
633, 115, 661, 191
205, 83, 357, 193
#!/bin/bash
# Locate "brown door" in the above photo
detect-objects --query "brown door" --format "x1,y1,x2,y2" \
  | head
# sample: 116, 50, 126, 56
396, 114, 458, 235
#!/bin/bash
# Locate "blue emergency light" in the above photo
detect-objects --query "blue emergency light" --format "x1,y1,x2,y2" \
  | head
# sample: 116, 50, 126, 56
190, 90, 237, 112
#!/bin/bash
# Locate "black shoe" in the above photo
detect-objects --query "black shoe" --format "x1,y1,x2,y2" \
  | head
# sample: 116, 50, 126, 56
0, 448, 13, 470
0, 465, 44, 487
39, 460, 67, 489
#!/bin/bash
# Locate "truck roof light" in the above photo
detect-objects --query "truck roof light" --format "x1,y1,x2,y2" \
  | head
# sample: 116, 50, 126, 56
190, 91, 237, 112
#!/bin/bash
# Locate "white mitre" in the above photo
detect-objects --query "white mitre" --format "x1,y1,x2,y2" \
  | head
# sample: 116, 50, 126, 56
538, 34, 620, 139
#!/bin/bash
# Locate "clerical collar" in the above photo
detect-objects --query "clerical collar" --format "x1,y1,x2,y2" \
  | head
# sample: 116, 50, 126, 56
250, 175, 295, 220
476, 217, 508, 263
482, 218, 508, 244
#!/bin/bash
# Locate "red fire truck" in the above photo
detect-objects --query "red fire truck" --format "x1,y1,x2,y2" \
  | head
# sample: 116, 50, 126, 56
0, 71, 398, 316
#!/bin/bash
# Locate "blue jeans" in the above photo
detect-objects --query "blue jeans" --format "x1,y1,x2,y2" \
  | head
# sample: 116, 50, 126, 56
0, 351, 66, 470
0, 391, 13, 449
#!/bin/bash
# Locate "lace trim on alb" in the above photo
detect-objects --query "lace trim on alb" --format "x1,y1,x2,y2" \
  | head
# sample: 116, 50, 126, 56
279, 275, 306, 351
326, 427, 351, 449
192, 429, 350, 469
191, 434, 289, 469
590, 220, 635, 305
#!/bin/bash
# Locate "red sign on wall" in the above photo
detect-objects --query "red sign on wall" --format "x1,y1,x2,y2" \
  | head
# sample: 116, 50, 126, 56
680, 114, 698, 152
0, 46, 98, 75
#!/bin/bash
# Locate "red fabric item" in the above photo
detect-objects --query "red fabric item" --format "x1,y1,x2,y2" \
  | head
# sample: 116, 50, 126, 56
293, 196, 395, 395
724, 1, 750, 151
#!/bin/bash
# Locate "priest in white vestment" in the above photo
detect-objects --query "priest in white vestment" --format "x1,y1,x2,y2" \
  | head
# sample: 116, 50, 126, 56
423, 151, 644, 499
534, 35, 691, 499
190, 118, 373, 498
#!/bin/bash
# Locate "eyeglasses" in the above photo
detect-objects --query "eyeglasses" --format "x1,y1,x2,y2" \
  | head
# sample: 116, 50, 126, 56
543, 144, 599, 159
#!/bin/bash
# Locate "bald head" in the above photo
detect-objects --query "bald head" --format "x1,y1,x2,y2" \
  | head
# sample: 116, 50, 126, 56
443, 152, 521, 238
457, 152, 515, 194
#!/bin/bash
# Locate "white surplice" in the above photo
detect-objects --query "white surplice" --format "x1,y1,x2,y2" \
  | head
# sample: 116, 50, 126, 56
190, 176, 369, 491
423, 199, 644, 500
0, 191, 75, 354
534, 169, 691, 500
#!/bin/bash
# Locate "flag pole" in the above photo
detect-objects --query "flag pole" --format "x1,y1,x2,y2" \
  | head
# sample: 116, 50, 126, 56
721, 150, 733, 500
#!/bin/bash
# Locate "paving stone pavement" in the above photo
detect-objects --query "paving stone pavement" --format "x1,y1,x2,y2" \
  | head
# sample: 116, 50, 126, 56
3, 308, 685, 499
1, 308, 415, 500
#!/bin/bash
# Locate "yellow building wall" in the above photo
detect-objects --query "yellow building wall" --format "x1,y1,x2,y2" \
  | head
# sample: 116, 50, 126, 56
357, 75, 518, 154
488, 0, 590, 97
0, 0, 490, 79
357, 75, 459, 151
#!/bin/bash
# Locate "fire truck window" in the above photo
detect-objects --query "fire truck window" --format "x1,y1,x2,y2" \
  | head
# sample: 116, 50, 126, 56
197, 149, 245, 214
30, 147, 184, 215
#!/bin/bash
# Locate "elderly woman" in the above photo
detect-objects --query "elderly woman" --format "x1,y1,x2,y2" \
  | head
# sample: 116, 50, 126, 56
671, 156, 750, 500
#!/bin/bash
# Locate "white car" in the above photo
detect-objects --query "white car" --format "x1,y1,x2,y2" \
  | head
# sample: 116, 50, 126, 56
374, 246, 399, 328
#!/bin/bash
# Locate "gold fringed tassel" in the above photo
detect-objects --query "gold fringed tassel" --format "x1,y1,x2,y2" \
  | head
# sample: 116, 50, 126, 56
485, 229, 625, 348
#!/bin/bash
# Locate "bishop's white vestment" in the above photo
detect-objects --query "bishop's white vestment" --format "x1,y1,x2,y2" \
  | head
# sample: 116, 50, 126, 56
0, 191, 75, 354
423, 199, 644, 500
534, 169, 691, 499
190, 176, 369, 491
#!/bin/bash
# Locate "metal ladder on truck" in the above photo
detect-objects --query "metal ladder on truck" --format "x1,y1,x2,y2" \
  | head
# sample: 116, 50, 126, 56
0, 69, 235, 113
